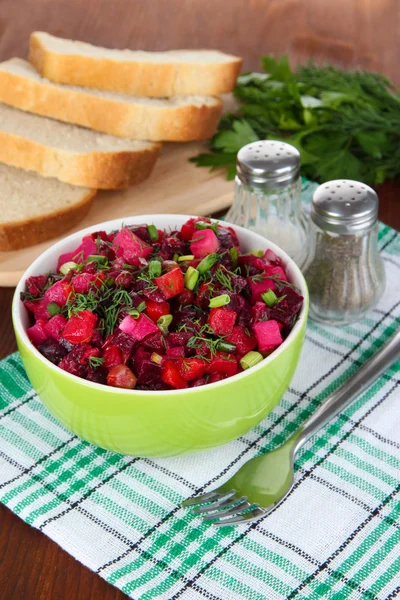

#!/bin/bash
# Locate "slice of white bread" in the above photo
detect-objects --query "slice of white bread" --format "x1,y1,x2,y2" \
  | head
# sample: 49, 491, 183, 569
0, 164, 95, 251
0, 59, 223, 142
0, 103, 161, 189
29, 32, 242, 97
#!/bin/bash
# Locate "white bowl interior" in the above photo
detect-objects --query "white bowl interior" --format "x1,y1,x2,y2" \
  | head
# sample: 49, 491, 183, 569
13, 214, 308, 394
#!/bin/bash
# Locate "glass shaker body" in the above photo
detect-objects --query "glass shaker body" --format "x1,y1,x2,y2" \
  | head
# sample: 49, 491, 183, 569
304, 180, 386, 326
225, 141, 309, 268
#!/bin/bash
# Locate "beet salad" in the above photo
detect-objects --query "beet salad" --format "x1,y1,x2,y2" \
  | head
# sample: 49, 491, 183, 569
22, 218, 304, 390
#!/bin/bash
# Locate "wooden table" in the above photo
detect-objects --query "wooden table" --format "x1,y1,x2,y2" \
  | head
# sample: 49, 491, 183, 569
0, 180, 399, 599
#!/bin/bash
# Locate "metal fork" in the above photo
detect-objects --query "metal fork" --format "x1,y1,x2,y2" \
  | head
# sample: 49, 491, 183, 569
182, 329, 400, 526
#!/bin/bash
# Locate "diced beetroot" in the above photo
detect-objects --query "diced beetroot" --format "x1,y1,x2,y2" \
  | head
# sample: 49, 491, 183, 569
264, 249, 278, 263
57, 236, 98, 270
81, 346, 100, 365
145, 299, 170, 322
107, 364, 137, 389
44, 280, 72, 307
111, 330, 137, 352
58, 345, 89, 377
264, 265, 287, 281
216, 225, 240, 250
142, 332, 166, 353
142, 286, 166, 303
208, 308, 236, 336
209, 372, 227, 384
191, 376, 208, 387
226, 326, 257, 356
207, 352, 238, 377
166, 346, 185, 359
251, 301, 268, 324
63, 310, 97, 344
44, 315, 67, 341
161, 360, 188, 389
37, 338, 68, 364
87, 367, 108, 385
91, 329, 104, 348
103, 345, 123, 368
190, 229, 220, 258
114, 271, 134, 288
168, 331, 192, 346
112, 227, 152, 265
27, 298, 51, 322
196, 282, 212, 309
254, 320, 283, 353
177, 357, 208, 381
119, 313, 159, 341
26, 275, 48, 297
177, 289, 195, 306
72, 272, 105, 294
27, 320, 48, 347
155, 268, 184, 300
133, 349, 162, 385
247, 276, 276, 303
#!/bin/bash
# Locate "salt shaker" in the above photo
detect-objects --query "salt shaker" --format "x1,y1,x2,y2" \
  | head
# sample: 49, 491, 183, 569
304, 179, 386, 326
225, 140, 308, 267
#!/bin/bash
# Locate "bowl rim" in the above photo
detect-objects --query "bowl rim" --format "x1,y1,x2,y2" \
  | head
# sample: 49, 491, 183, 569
12, 214, 309, 396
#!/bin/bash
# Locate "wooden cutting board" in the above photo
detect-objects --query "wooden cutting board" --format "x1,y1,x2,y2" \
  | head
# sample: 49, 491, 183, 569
0, 142, 234, 287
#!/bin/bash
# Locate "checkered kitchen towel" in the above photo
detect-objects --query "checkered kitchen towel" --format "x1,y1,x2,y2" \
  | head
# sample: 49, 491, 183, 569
1, 193, 400, 599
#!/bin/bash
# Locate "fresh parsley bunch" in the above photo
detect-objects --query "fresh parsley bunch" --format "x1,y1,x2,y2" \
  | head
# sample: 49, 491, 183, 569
191, 55, 400, 185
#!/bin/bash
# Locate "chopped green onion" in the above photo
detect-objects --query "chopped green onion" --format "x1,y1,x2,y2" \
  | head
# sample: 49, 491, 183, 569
178, 255, 195, 262
136, 301, 146, 312
197, 253, 217, 274
86, 255, 108, 265
229, 247, 239, 268
157, 314, 173, 334
172, 254, 179, 262
262, 289, 278, 307
247, 249, 264, 257
209, 294, 230, 308
240, 351, 264, 370
184, 266, 199, 290
148, 260, 162, 278
216, 341, 236, 353
60, 261, 77, 275
47, 302, 61, 316
127, 309, 140, 319
148, 224, 158, 241
150, 352, 163, 365
194, 221, 219, 234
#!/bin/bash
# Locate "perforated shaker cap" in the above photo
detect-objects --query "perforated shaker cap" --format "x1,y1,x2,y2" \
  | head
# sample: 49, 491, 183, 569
236, 140, 300, 189
311, 180, 378, 234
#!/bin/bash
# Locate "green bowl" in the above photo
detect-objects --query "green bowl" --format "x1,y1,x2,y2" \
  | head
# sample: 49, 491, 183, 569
12, 215, 309, 457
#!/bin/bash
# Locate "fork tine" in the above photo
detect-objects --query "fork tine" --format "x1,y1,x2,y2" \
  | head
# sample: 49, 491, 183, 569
212, 506, 266, 526
181, 488, 234, 508
202, 500, 252, 520
193, 493, 243, 515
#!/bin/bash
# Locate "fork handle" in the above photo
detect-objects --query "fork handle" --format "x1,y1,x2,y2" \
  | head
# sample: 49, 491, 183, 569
294, 328, 400, 452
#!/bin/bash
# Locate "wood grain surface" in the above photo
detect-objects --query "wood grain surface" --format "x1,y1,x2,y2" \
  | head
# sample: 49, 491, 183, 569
0, 1, 399, 598
0, 0, 399, 84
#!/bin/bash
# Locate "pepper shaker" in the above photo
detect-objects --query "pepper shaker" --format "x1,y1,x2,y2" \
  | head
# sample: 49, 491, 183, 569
225, 140, 309, 267
304, 179, 386, 325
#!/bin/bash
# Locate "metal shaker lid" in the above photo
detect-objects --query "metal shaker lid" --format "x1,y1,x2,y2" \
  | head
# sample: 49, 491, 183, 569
236, 140, 300, 189
311, 180, 378, 234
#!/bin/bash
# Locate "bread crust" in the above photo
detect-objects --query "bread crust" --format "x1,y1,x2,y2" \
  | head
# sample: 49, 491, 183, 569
0, 189, 96, 251
29, 33, 242, 98
0, 131, 162, 189
0, 64, 223, 142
